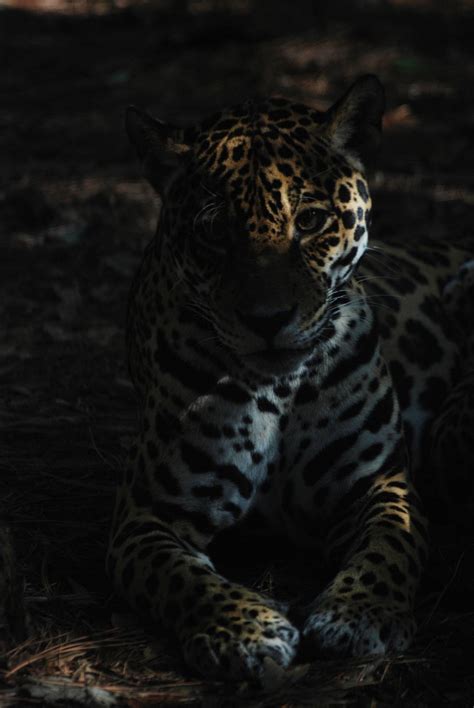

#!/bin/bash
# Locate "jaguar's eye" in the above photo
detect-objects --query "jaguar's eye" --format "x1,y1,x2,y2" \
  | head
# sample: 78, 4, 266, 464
295, 208, 329, 234
198, 210, 228, 250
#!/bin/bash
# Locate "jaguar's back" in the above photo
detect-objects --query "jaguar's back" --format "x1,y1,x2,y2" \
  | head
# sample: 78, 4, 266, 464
362, 239, 473, 474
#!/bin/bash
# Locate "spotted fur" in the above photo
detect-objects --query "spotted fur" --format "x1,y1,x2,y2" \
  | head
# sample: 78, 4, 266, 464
107, 76, 474, 680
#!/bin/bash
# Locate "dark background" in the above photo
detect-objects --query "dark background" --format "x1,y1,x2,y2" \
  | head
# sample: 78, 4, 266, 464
1, 0, 473, 705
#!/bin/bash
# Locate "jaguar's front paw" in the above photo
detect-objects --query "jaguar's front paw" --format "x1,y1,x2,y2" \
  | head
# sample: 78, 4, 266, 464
301, 597, 415, 658
181, 593, 299, 681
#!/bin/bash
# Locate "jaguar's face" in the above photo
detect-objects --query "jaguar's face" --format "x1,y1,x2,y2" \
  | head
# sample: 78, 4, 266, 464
127, 76, 384, 373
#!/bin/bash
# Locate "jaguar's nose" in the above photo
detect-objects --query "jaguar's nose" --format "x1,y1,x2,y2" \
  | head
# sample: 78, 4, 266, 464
236, 305, 297, 340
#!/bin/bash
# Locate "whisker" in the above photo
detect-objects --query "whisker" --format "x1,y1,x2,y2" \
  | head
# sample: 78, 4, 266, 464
198, 334, 220, 345
200, 182, 221, 200
355, 274, 404, 285
363, 248, 404, 278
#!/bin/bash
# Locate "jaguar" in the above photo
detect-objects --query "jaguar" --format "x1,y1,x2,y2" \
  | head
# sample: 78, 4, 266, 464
107, 75, 474, 681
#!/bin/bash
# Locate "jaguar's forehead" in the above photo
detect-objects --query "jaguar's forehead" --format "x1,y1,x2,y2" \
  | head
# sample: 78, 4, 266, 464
189, 98, 342, 215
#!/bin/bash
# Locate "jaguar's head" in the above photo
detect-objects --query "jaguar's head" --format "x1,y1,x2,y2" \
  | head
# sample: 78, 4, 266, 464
127, 75, 384, 374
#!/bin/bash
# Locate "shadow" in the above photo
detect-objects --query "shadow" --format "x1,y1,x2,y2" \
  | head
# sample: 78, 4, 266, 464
1, 1, 474, 704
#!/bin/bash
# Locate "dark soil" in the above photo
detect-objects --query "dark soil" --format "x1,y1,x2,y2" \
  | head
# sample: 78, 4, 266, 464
1, 0, 473, 705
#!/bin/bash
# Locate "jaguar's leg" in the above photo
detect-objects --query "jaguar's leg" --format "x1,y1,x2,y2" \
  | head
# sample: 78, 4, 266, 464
301, 467, 428, 657
107, 447, 299, 681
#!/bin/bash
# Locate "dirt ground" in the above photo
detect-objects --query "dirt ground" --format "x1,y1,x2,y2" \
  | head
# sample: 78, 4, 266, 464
1, 0, 474, 705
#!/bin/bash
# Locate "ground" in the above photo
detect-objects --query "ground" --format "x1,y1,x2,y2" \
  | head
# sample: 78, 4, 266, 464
0, 0, 474, 705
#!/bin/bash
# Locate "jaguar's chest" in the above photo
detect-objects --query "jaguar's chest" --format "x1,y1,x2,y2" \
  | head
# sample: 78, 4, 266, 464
134, 238, 464, 523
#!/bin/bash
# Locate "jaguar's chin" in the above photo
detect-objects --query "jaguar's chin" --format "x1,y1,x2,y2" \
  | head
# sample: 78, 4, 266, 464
243, 346, 313, 376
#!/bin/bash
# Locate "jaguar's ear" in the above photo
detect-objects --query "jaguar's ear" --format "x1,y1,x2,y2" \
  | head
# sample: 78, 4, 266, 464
324, 75, 385, 168
125, 106, 191, 193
